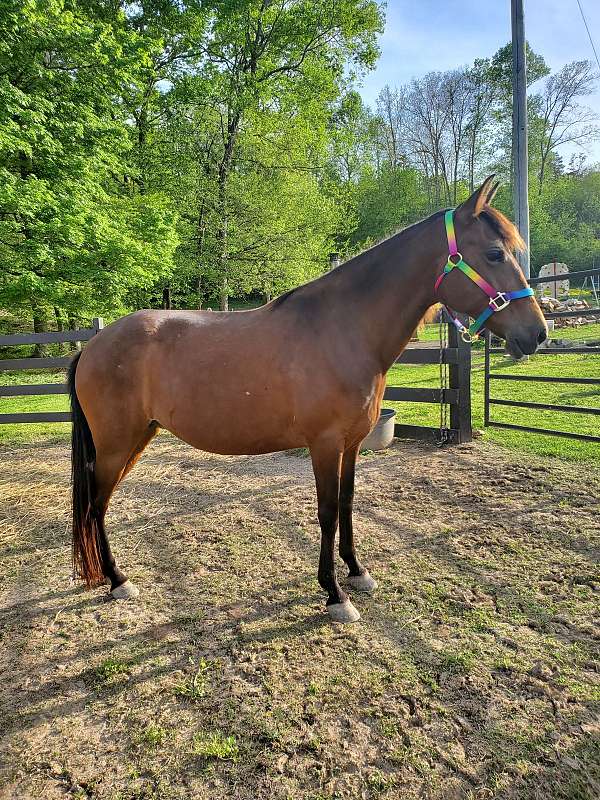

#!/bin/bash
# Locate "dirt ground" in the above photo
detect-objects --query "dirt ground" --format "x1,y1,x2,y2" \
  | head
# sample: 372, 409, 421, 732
0, 434, 599, 800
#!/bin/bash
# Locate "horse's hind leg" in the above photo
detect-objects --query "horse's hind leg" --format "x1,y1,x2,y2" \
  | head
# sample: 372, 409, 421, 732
339, 445, 377, 593
94, 423, 158, 599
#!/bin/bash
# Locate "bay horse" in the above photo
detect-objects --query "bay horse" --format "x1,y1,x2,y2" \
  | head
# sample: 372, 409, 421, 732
68, 177, 547, 622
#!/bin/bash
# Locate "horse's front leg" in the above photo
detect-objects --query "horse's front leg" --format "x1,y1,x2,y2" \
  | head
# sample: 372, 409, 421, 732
339, 445, 378, 593
310, 438, 360, 623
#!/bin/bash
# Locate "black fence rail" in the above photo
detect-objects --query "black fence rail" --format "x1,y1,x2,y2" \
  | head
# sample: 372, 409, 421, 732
385, 316, 472, 444
0, 318, 103, 424
484, 268, 600, 443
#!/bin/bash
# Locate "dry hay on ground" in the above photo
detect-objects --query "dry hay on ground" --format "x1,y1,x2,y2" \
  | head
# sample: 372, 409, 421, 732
0, 435, 599, 800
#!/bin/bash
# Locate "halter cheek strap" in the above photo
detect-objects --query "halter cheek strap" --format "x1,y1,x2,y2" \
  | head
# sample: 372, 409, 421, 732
434, 209, 534, 342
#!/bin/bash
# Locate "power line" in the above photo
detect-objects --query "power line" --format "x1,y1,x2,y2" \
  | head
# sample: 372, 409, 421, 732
576, 0, 600, 73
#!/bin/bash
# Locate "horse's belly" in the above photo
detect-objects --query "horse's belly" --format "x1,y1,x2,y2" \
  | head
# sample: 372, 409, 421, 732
151, 366, 304, 455
166, 408, 305, 455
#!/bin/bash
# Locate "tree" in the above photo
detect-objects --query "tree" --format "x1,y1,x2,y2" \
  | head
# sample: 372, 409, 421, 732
464, 60, 497, 191
376, 85, 405, 168
176, 0, 383, 309
536, 60, 599, 193
0, 0, 179, 326
486, 41, 550, 183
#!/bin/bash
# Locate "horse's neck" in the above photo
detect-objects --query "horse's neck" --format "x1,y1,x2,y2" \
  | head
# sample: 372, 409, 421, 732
334, 217, 444, 371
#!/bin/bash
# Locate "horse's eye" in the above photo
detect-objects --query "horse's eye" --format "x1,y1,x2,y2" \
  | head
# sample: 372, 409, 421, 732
487, 248, 505, 262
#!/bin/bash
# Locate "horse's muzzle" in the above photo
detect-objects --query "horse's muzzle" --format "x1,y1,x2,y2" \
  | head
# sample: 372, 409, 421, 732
506, 325, 548, 359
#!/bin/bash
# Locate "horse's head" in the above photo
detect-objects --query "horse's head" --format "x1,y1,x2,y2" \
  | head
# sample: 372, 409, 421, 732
435, 176, 547, 358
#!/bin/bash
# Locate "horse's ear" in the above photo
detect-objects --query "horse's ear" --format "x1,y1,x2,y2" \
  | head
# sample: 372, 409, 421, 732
456, 175, 496, 220
486, 180, 501, 206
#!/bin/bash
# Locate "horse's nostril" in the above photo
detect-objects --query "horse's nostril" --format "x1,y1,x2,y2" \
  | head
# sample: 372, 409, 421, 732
537, 328, 548, 345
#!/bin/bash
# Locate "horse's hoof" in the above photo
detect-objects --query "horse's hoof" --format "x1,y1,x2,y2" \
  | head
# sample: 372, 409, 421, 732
327, 599, 360, 624
347, 570, 378, 593
111, 580, 139, 600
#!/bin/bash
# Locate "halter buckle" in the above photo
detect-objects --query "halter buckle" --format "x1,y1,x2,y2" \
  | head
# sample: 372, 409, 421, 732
489, 292, 510, 312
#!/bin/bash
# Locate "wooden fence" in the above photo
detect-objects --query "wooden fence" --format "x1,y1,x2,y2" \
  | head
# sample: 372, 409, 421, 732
384, 315, 472, 444
0, 318, 103, 424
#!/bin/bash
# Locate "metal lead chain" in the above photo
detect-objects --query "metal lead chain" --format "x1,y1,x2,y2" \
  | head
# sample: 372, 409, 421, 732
437, 312, 450, 446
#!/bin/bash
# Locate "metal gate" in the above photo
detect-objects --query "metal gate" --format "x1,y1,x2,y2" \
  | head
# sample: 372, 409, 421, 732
484, 268, 600, 443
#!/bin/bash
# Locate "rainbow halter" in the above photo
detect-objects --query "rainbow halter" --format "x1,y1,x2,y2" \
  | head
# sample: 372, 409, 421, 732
434, 209, 534, 342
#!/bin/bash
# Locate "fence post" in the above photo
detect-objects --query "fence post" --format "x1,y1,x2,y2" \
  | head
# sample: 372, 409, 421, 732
484, 330, 490, 427
91, 318, 104, 336
448, 315, 472, 443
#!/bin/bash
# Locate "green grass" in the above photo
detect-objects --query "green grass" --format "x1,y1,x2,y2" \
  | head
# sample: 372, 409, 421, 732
0, 369, 70, 444
1, 323, 599, 461
134, 724, 168, 748
95, 657, 131, 685
191, 731, 239, 761
173, 659, 213, 701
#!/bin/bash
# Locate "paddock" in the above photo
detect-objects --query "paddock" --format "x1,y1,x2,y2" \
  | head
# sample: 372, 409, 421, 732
0, 435, 598, 800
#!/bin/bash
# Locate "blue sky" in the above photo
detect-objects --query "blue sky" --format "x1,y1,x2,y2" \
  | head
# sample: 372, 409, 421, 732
358, 0, 600, 162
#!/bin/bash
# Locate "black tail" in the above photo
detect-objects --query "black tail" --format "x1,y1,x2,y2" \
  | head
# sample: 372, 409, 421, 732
68, 353, 104, 587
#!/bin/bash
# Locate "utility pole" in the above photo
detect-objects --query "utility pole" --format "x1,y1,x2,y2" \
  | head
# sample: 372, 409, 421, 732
512, 0, 530, 277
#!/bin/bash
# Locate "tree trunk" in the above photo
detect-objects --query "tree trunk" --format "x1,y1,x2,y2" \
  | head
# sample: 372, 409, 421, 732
54, 307, 66, 355
68, 314, 82, 351
137, 102, 149, 195
32, 309, 49, 358
162, 285, 172, 310
538, 143, 548, 195
220, 277, 229, 311
468, 128, 476, 192
215, 109, 241, 316
196, 199, 207, 309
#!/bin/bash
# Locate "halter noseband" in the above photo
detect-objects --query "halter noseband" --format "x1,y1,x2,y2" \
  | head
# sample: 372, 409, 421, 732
434, 209, 534, 343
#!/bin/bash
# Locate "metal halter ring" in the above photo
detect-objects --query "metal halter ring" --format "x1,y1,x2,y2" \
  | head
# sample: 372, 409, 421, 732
460, 330, 474, 343
447, 252, 463, 266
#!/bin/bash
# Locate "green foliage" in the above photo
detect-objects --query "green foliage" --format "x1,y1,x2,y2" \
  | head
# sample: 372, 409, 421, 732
529, 171, 600, 272
1, 5, 598, 328
0, 0, 179, 321
350, 164, 428, 249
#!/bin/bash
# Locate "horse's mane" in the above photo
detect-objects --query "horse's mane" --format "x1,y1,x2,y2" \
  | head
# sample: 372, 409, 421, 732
271, 213, 445, 309
271, 205, 524, 310
480, 205, 526, 252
